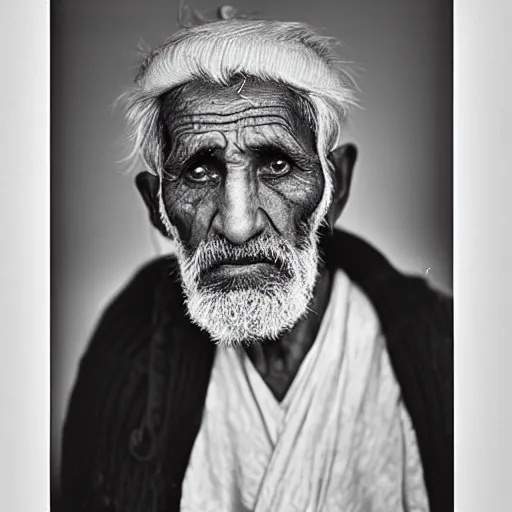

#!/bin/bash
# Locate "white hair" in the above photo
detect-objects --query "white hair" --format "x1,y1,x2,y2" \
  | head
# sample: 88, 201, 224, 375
121, 19, 359, 231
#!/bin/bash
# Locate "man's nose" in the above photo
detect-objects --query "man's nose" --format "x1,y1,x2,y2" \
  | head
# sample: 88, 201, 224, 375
212, 171, 266, 245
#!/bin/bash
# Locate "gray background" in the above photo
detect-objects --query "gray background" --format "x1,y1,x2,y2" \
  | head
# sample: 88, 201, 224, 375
51, 0, 453, 482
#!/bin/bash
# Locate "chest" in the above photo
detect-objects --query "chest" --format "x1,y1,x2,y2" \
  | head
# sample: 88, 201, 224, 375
180, 277, 429, 512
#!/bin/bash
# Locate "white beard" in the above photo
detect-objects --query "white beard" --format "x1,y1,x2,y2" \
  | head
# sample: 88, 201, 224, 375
158, 189, 325, 347
182, 235, 320, 347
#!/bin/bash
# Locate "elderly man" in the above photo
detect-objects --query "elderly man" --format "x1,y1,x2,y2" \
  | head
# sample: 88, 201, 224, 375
61, 17, 453, 512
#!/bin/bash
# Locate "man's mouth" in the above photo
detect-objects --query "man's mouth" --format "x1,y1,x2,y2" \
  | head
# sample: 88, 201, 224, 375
211, 261, 277, 277
199, 255, 287, 288
209, 255, 283, 272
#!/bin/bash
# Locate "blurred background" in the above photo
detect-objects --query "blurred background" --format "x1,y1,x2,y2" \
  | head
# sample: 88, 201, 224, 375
51, 0, 453, 487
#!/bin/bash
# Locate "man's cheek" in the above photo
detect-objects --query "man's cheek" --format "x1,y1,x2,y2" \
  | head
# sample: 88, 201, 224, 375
187, 209, 215, 248
258, 191, 294, 236
260, 182, 322, 236
289, 173, 324, 216
285, 179, 325, 239
165, 208, 191, 245
162, 190, 193, 245
169, 203, 218, 249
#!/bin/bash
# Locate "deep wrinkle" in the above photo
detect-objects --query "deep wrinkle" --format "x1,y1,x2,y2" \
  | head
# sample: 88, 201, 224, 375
160, 78, 332, 400
165, 119, 319, 176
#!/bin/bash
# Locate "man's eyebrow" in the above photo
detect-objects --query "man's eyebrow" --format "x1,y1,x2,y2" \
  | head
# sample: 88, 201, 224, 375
165, 143, 223, 172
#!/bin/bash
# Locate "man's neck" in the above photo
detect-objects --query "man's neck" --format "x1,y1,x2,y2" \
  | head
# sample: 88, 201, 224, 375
244, 265, 335, 402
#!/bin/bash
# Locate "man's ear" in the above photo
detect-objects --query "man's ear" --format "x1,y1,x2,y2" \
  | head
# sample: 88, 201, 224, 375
135, 171, 166, 235
325, 143, 358, 230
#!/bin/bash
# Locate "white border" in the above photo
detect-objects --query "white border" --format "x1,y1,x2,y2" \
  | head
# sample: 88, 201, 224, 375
0, 0, 50, 510
454, 0, 512, 510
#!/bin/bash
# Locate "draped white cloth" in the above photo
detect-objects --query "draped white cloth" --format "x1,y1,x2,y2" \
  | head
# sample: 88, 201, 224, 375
181, 270, 429, 511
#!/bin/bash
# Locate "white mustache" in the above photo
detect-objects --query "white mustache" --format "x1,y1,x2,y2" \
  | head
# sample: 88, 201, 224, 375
182, 234, 300, 283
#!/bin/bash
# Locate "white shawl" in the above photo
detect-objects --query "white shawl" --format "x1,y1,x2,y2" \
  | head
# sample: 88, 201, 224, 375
181, 270, 429, 511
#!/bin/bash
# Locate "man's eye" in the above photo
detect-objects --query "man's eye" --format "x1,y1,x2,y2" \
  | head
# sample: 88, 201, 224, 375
263, 159, 292, 177
185, 166, 218, 184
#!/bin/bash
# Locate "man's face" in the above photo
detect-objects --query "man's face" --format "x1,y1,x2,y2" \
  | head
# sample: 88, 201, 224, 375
158, 78, 328, 346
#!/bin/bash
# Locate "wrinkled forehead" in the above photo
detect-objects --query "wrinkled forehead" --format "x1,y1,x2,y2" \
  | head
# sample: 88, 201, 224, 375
159, 78, 316, 145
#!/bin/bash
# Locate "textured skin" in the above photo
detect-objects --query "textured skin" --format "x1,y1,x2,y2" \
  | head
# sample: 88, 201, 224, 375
159, 79, 323, 250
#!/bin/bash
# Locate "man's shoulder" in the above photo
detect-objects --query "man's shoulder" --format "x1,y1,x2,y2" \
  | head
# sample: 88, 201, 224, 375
61, 256, 184, 509
113, 254, 181, 305
96, 256, 180, 333
328, 229, 452, 305
83, 255, 181, 361
328, 229, 453, 359
66, 254, 183, 423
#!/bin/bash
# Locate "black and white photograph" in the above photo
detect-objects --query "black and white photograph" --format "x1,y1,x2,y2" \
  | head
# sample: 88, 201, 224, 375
5, 1, 512, 512
49, 0, 455, 511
